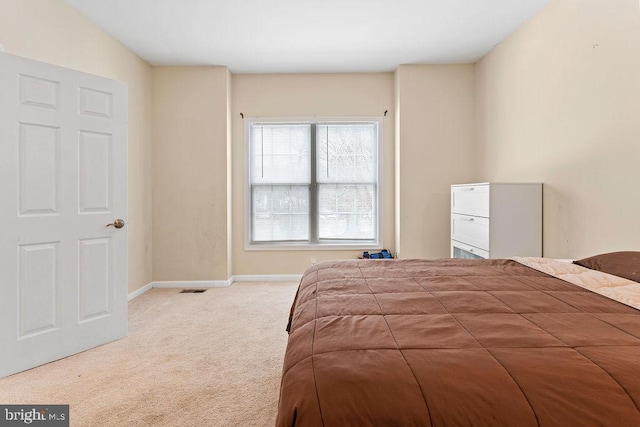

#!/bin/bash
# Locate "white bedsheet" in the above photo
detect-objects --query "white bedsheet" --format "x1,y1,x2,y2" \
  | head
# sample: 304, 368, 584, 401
512, 257, 640, 311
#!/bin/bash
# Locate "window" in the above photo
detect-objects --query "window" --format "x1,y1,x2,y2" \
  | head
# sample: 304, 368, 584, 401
246, 118, 381, 248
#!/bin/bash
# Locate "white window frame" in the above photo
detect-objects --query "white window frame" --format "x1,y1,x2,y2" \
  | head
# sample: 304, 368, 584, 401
244, 117, 383, 250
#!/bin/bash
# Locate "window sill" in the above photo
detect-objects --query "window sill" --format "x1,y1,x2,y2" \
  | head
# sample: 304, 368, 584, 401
245, 243, 383, 251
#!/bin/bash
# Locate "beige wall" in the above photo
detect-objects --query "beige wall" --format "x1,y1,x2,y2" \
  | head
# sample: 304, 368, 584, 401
231, 73, 395, 275
0, 0, 153, 293
0, 0, 477, 284
476, 0, 640, 258
395, 65, 477, 259
152, 67, 230, 281
11, 0, 634, 281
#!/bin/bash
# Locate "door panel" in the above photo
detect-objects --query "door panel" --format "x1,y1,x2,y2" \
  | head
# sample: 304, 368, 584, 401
0, 52, 128, 378
79, 130, 112, 212
18, 74, 60, 110
18, 243, 59, 337
79, 86, 113, 119
18, 123, 60, 215
78, 238, 112, 323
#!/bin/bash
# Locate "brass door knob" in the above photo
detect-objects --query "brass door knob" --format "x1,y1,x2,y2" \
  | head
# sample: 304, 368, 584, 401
107, 219, 125, 229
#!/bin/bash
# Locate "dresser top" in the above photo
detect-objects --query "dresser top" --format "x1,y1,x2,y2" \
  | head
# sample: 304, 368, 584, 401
451, 182, 542, 187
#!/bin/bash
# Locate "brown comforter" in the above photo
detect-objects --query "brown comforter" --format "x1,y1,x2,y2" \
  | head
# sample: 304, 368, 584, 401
276, 258, 640, 426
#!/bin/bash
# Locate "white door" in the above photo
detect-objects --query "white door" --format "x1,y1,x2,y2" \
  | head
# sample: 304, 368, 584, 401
0, 53, 128, 378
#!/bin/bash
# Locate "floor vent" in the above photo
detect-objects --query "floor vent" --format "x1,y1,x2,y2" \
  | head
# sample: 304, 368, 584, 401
179, 289, 207, 294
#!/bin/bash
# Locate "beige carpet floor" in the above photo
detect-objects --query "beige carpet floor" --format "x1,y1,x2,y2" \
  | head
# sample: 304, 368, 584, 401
0, 281, 299, 426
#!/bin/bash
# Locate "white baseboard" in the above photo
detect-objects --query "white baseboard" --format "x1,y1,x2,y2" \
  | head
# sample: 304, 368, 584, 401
126, 275, 302, 301
230, 274, 302, 282
127, 282, 153, 301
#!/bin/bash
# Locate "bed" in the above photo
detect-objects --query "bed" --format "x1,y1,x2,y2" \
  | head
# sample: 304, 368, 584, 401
276, 252, 640, 426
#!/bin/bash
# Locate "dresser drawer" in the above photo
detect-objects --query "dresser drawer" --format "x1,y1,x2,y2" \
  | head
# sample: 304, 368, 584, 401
451, 184, 489, 217
451, 214, 489, 251
451, 240, 490, 259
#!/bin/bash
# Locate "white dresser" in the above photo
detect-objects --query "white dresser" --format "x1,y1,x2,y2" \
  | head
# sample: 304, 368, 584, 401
451, 183, 542, 259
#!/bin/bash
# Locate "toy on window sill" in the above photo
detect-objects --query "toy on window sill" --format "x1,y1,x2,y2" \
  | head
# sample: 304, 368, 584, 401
360, 249, 393, 259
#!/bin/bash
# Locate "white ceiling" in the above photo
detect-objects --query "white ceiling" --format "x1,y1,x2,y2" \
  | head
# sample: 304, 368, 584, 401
65, 0, 549, 74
